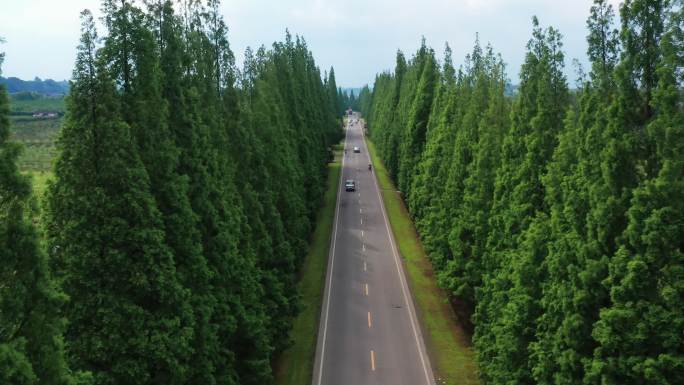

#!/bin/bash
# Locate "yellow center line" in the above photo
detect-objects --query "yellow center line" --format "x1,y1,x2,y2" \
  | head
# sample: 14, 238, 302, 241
368, 311, 372, 328
364, 261, 367, 271
361, 230, 364, 237
365, 283, 369, 296
361, 218, 363, 225
370, 350, 376, 371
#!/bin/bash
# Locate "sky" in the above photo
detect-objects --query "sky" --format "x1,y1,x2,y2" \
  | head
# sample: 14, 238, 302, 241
0, 0, 622, 87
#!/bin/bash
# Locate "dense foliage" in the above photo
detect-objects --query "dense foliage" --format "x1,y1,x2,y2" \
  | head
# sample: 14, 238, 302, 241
360, 1, 683, 384
1, 0, 341, 384
0, 39, 81, 385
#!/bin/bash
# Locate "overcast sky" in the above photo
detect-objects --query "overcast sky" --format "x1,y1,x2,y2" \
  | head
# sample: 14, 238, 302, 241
0, 0, 621, 87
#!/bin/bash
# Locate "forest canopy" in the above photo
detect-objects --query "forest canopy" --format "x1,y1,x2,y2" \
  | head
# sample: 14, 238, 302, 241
359, 0, 683, 384
1, 0, 342, 384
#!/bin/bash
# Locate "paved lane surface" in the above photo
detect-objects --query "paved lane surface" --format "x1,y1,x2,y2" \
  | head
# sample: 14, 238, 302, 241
312, 113, 435, 385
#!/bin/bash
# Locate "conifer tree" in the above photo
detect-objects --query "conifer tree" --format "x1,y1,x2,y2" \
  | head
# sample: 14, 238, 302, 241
530, 2, 621, 383
327, 67, 340, 114
589, 3, 683, 383
414, 66, 471, 272
376, 51, 407, 180
474, 18, 569, 384
443, 49, 508, 313
361, 3, 680, 384
143, 2, 224, 382
398, 44, 438, 195
186, 3, 271, 383
46, 11, 191, 384
0, 39, 78, 385
409, 43, 457, 250
33, 1, 344, 383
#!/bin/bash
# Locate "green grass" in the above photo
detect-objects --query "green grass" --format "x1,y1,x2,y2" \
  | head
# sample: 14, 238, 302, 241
272, 150, 342, 385
10, 115, 61, 172
9, 96, 66, 114
19, 170, 53, 228
25, 170, 52, 198
365, 138, 480, 385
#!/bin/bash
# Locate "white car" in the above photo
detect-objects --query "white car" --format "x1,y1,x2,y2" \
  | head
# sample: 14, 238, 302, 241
353, 147, 360, 153
345, 180, 356, 192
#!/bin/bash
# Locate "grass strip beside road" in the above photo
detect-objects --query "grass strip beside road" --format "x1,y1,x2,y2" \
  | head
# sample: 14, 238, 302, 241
26, 170, 52, 198
272, 150, 341, 385
366, 139, 480, 385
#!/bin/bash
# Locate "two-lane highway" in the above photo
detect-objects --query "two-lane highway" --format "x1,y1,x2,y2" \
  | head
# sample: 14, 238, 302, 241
312, 113, 435, 385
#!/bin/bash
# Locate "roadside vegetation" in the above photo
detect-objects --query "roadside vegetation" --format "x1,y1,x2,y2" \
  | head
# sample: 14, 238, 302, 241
1, 0, 346, 383
273, 147, 342, 385
367, 139, 479, 385
358, 1, 683, 384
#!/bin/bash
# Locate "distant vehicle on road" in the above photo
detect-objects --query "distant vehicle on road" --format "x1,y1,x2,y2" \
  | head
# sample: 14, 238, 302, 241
345, 179, 356, 192
353, 146, 360, 153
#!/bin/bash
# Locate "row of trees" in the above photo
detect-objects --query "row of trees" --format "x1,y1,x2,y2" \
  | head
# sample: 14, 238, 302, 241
1, 0, 342, 384
1, 35, 76, 385
360, 0, 682, 384
324, 67, 360, 115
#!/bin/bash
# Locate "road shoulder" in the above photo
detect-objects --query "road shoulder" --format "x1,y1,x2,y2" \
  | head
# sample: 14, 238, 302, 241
272, 145, 343, 385
365, 137, 481, 385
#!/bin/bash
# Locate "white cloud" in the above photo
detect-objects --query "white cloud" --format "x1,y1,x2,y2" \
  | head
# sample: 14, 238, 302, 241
290, 0, 346, 27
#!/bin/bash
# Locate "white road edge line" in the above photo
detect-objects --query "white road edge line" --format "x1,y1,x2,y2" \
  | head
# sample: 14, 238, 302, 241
362, 122, 436, 385
314, 118, 350, 385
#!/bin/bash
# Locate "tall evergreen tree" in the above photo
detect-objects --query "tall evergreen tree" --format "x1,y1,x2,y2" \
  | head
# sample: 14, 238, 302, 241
326, 66, 340, 114
46, 11, 191, 385
588, 2, 683, 383
361, 3, 680, 385
398, 43, 438, 196
374, 50, 407, 181
409, 43, 458, 260
531, 2, 621, 383
474, 18, 569, 384
142, 2, 223, 383
0, 39, 78, 385
186, 3, 270, 383
443, 48, 508, 314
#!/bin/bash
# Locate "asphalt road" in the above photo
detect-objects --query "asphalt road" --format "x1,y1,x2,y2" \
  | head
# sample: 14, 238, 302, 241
312, 113, 435, 385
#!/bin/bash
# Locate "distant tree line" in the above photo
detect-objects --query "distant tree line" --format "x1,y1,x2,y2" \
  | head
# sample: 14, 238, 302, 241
0, 0, 341, 384
360, 0, 682, 384
0, 77, 70, 95
323, 68, 360, 115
